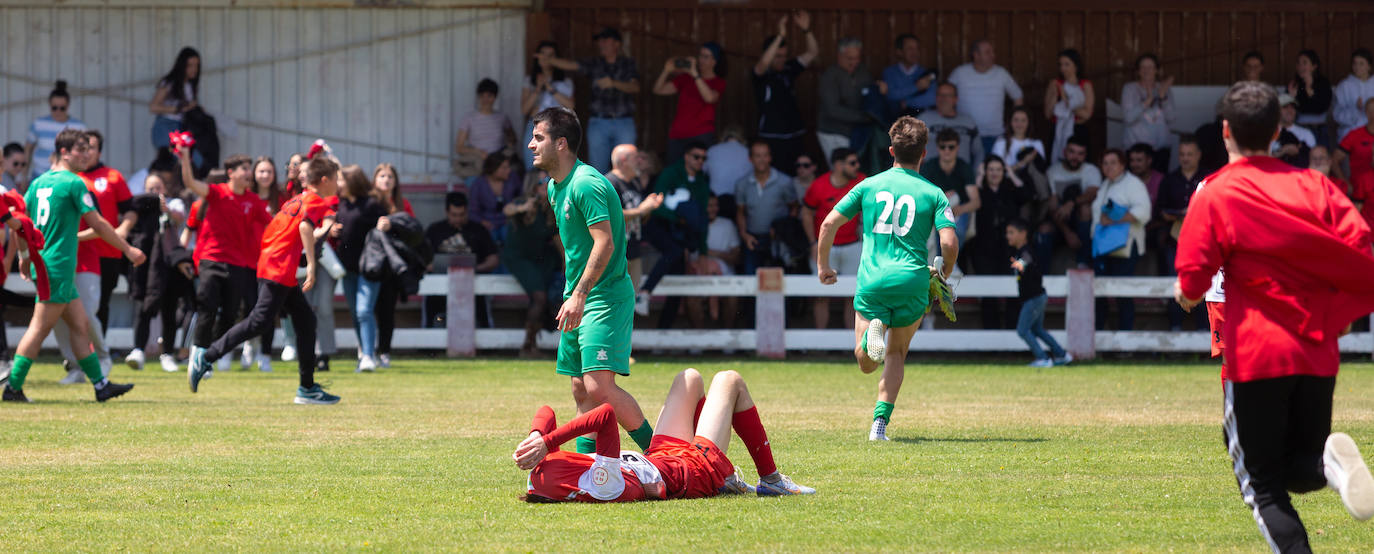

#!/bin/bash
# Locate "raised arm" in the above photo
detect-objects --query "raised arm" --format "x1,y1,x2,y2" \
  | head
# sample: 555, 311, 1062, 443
177, 147, 209, 198
755, 17, 788, 76
514, 403, 620, 469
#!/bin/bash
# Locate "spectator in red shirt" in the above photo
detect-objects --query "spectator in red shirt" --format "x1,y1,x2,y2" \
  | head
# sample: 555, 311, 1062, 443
653, 42, 727, 163
1337, 97, 1374, 232
802, 147, 863, 330
1175, 81, 1374, 552
190, 156, 340, 404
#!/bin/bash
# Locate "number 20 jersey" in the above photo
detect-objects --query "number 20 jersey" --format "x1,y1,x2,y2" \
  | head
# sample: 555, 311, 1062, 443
834, 167, 955, 298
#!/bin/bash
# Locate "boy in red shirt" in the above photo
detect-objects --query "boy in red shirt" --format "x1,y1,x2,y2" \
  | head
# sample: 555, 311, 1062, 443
1175, 81, 1374, 552
513, 368, 814, 501
802, 147, 865, 330
188, 157, 338, 404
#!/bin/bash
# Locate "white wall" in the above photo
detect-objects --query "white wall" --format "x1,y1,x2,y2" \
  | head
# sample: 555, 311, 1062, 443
0, 4, 528, 183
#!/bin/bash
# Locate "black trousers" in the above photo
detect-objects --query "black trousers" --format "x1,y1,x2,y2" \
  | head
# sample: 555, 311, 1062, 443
375, 275, 401, 355
134, 268, 193, 351
193, 260, 247, 347
206, 279, 316, 388
236, 266, 276, 353
0, 287, 33, 356
97, 257, 128, 333
1223, 376, 1334, 554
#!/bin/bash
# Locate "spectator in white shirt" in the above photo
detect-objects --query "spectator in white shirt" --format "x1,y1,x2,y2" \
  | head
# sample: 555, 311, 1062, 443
690, 194, 740, 329
992, 106, 1047, 172
1271, 94, 1316, 167
1121, 53, 1176, 166
947, 39, 1023, 156
1090, 149, 1151, 331
1333, 48, 1374, 140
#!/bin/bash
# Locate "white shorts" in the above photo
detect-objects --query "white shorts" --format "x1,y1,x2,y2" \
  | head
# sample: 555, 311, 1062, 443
814, 240, 863, 275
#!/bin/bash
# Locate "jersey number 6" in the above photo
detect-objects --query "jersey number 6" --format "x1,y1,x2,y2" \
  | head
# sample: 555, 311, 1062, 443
873, 191, 916, 237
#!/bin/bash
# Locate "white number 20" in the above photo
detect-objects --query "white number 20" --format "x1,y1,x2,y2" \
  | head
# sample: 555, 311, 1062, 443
35, 188, 53, 226
873, 191, 916, 237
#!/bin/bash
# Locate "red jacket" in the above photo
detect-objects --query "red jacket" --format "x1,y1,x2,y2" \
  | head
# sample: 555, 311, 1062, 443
1176, 156, 1374, 382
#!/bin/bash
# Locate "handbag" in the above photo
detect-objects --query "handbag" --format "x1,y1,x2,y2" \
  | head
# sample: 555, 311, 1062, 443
1092, 201, 1131, 258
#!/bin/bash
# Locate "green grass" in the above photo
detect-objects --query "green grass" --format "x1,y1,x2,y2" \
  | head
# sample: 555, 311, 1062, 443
3, 356, 1374, 552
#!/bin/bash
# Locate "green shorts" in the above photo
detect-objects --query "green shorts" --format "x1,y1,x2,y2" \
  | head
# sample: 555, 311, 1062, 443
40, 276, 79, 304
853, 292, 927, 329
556, 299, 633, 377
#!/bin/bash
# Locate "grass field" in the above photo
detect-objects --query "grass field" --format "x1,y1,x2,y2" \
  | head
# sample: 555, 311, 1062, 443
3, 356, 1374, 552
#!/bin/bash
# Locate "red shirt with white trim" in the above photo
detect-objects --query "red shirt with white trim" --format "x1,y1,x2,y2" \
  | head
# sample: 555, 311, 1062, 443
78, 165, 132, 259
1175, 156, 1374, 382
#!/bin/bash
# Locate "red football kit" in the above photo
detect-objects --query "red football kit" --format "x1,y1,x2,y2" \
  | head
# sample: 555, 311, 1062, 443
257, 191, 334, 287
194, 183, 271, 269
1176, 156, 1374, 383
78, 165, 132, 259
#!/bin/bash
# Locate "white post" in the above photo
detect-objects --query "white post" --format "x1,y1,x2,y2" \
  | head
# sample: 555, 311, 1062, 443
447, 255, 476, 357
755, 267, 785, 359
1066, 269, 1095, 360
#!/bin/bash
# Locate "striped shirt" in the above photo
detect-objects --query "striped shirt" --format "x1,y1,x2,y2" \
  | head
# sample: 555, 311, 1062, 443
26, 115, 86, 180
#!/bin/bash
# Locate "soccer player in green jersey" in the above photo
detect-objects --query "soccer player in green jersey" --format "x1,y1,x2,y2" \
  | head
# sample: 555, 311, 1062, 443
527, 107, 654, 453
3, 129, 145, 403
816, 117, 958, 441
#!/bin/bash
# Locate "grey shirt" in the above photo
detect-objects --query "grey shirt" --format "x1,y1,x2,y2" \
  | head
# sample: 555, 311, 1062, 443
917, 110, 985, 167
817, 64, 874, 136
734, 168, 796, 235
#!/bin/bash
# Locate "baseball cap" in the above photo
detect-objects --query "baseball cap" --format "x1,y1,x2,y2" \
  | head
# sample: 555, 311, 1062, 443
593, 27, 622, 42
1277, 93, 1298, 107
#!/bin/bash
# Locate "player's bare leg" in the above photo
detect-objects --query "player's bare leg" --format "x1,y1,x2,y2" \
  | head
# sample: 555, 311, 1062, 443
5, 299, 132, 402
852, 312, 882, 374
693, 369, 814, 496
870, 317, 921, 441
571, 370, 652, 453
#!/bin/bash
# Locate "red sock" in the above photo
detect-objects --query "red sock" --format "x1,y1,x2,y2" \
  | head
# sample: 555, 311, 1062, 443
731, 406, 777, 477
693, 397, 705, 427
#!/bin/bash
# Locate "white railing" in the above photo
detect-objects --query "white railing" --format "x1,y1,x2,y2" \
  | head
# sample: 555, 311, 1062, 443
7, 268, 1372, 360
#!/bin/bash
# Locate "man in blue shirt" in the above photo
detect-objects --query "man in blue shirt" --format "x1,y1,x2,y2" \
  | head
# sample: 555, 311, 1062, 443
883, 34, 937, 117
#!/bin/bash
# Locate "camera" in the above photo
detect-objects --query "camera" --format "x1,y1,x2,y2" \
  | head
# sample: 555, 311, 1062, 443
674, 58, 691, 69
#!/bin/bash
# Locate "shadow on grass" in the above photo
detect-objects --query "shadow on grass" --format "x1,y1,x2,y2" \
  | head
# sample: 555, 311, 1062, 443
890, 436, 1048, 444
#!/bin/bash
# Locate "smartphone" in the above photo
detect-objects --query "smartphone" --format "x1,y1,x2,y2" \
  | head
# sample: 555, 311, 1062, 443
674, 58, 691, 69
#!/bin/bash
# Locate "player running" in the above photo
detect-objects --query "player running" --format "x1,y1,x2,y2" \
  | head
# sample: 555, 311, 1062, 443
188, 156, 339, 404
527, 107, 654, 453
513, 368, 815, 502
816, 116, 958, 442
3, 129, 145, 403
1175, 81, 1374, 552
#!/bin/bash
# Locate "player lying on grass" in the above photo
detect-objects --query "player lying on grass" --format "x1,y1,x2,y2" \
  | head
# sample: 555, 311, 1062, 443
512, 368, 815, 502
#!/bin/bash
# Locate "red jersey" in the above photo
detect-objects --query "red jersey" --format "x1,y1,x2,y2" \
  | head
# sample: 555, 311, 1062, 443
1176, 156, 1374, 382
399, 197, 414, 218
804, 172, 866, 245
525, 404, 651, 503
195, 183, 270, 268
0, 191, 49, 298
78, 165, 132, 258
257, 191, 334, 287
667, 73, 727, 139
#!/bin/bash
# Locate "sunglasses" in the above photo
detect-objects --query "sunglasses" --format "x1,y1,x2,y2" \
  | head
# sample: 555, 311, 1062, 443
50, 105, 68, 112
938, 144, 958, 151
796, 162, 814, 168
845, 159, 860, 166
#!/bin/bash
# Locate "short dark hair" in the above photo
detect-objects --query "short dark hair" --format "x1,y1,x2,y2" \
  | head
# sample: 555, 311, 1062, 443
935, 128, 960, 146
1126, 142, 1154, 159
684, 141, 709, 156
446, 191, 468, 209
206, 169, 228, 185
748, 140, 771, 154
1353, 48, 1373, 67
968, 38, 990, 59
54, 128, 88, 156
1177, 134, 1200, 149
86, 129, 104, 152
1242, 50, 1264, 65
531, 107, 583, 154
476, 78, 499, 96
830, 147, 857, 164
482, 152, 508, 176
1221, 81, 1281, 152
1101, 148, 1126, 166
889, 117, 929, 165
1297, 49, 1322, 72
1135, 52, 1159, 70
2, 142, 22, 158
223, 154, 253, 173
1006, 218, 1031, 233
1065, 134, 1089, 150
305, 156, 340, 185
894, 33, 918, 51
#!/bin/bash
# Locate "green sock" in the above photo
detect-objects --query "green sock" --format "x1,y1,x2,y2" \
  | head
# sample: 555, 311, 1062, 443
874, 401, 894, 423
860, 328, 869, 353
575, 436, 597, 454
8, 355, 33, 390
78, 353, 104, 386
628, 419, 654, 451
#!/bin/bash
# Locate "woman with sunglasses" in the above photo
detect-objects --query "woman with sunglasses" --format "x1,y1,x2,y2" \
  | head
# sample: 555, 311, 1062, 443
24, 80, 87, 183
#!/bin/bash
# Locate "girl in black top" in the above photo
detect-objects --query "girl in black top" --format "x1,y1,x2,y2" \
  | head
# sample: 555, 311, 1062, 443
334, 164, 390, 372
1290, 49, 1334, 146
972, 156, 1033, 329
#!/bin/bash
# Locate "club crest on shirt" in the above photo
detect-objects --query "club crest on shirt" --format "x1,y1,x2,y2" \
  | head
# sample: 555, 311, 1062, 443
563, 199, 572, 220
592, 466, 609, 486
94, 178, 108, 193
943, 207, 954, 221
82, 192, 94, 208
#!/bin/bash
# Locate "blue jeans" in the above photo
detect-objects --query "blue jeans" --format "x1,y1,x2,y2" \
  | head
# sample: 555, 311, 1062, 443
953, 213, 972, 247
342, 272, 380, 358
741, 235, 772, 276
1017, 293, 1065, 361
585, 117, 636, 174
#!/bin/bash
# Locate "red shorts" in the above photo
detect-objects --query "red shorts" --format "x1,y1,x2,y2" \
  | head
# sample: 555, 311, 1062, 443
1206, 301, 1225, 360
647, 435, 733, 499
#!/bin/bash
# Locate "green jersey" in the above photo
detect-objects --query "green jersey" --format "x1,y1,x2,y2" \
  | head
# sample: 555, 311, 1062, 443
25, 169, 96, 280
549, 160, 634, 305
834, 167, 955, 297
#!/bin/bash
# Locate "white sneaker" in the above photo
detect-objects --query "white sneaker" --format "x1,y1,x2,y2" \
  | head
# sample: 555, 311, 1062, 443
125, 349, 145, 371
240, 342, 255, 370
869, 417, 890, 441
256, 354, 273, 372
58, 368, 86, 385
1029, 358, 1054, 368
865, 319, 887, 363
635, 291, 650, 316
281, 344, 297, 362
1325, 432, 1374, 521
160, 354, 179, 372
378, 353, 391, 368
1053, 352, 1075, 366
356, 355, 377, 373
